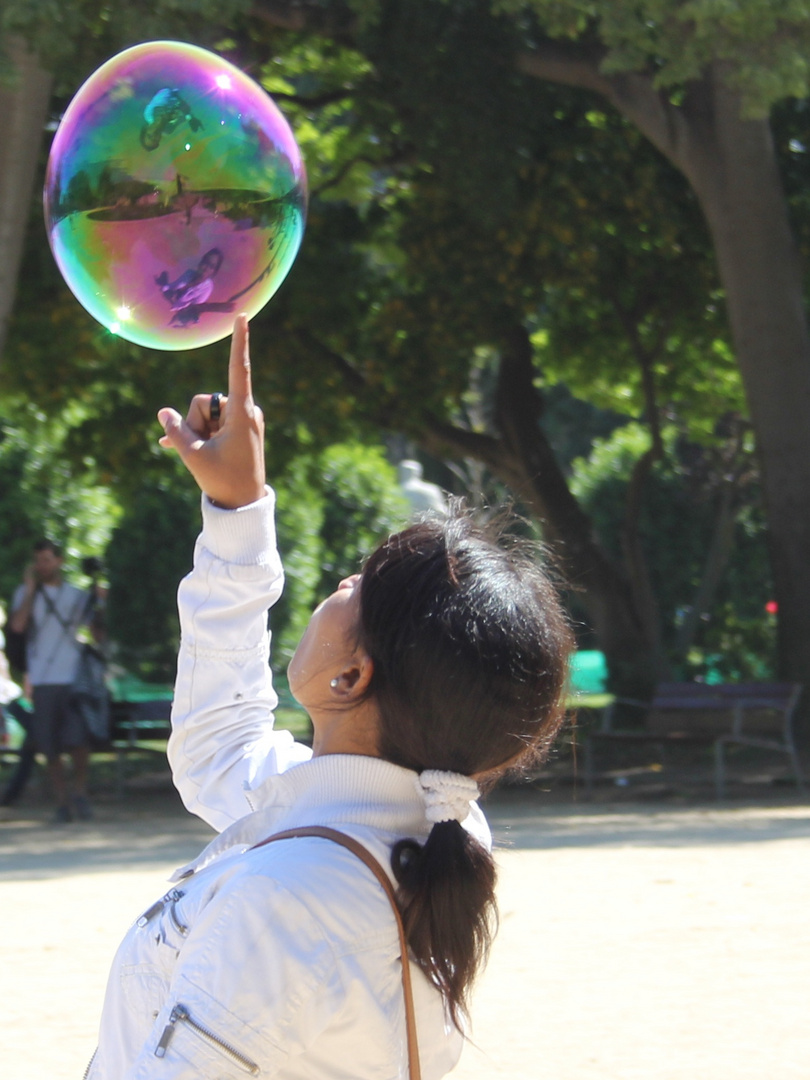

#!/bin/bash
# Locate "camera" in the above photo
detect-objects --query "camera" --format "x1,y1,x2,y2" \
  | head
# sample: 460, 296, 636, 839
82, 556, 103, 577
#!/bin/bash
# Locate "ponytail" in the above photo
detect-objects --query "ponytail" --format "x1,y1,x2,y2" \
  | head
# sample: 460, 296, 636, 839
391, 822, 497, 1030
358, 508, 574, 1027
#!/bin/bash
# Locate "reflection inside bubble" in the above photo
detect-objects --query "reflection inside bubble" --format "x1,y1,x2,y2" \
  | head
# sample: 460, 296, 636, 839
44, 40, 307, 350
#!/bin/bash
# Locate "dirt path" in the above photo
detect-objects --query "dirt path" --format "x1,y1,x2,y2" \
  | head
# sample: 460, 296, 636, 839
1, 787, 808, 1079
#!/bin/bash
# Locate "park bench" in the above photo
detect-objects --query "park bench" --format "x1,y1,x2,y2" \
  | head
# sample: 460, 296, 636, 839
582, 681, 805, 800
0, 697, 174, 801
108, 697, 174, 797
1, 680, 311, 800
109, 697, 172, 748
106, 681, 311, 796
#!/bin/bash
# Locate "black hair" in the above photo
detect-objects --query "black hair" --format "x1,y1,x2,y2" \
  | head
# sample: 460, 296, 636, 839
33, 538, 63, 558
200, 248, 224, 273
139, 125, 161, 151
358, 505, 574, 1026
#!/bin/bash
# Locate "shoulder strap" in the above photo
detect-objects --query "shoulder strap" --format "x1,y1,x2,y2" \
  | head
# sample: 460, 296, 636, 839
41, 585, 93, 639
39, 584, 74, 637
252, 825, 421, 1080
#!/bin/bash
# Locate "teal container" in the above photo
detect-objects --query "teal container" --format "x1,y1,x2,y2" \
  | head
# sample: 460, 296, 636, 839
569, 650, 608, 696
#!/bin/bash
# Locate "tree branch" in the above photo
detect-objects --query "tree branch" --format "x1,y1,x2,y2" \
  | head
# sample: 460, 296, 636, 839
272, 88, 355, 107
295, 329, 516, 480
418, 413, 509, 472
516, 39, 692, 171
515, 38, 612, 97
250, 6, 696, 176
250, 0, 358, 38
294, 329, 369, 397
311, 148, 412, 196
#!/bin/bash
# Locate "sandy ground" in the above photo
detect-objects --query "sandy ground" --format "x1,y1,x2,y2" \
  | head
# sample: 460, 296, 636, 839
1, 780, 809, 1079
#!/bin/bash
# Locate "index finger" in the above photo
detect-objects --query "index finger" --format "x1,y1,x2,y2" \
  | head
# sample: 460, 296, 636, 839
227, 313, 253, 408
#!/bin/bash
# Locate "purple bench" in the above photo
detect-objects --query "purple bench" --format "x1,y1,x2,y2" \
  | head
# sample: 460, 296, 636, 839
583, 681, 805, 799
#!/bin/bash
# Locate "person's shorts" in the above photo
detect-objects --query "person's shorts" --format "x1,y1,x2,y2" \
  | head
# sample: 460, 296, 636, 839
30, 684, 87, 757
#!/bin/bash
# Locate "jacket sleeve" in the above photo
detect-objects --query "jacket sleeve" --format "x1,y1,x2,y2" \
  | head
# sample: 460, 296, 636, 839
167, 489, 311, 832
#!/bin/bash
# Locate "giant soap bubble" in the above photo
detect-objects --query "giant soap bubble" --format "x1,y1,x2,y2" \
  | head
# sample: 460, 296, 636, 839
44, 41, 307, 350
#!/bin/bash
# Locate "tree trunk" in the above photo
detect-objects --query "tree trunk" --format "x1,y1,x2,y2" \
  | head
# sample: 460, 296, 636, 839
419, 324, 661, 697
670, 73, 810, 686
517, 46, 810, 701
0, 38, 52, 363
621, 445, 668, 677
673, 478, 738, 659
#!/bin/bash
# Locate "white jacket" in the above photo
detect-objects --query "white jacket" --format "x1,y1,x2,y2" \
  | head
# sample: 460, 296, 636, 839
88, 490, 491, 1079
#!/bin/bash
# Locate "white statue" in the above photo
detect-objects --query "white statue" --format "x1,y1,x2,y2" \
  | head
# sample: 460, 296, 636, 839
398, 460, 447, 514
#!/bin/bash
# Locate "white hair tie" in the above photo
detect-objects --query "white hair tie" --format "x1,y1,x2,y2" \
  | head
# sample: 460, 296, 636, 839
416, 770, 480, 824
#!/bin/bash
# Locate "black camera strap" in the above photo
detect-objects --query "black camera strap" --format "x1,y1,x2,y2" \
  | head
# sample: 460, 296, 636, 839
36, 585, 90, 669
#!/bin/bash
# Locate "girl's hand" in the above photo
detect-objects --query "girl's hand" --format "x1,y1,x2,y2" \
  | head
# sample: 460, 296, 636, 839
157, 314, 266, 509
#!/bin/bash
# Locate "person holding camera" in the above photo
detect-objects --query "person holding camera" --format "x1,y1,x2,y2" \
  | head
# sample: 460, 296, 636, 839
9, 539, 104, 823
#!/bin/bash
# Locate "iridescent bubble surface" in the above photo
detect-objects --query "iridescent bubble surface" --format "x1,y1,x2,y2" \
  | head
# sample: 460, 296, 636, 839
44, 41, 307, 350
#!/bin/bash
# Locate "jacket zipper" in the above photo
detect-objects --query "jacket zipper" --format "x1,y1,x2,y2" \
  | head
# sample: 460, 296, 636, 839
82, 1047, 97, 1079
167, 891, 189, 936
155, 1003, 260, 1075
138, 888, 187, 932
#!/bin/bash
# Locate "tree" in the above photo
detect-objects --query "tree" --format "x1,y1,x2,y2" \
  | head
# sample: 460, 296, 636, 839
242, 0, 810, 688
243, 14, 738, 693
0, 404, 118, 608
0, 38, 51, 360
505, 0, 810, 688
569, 419, 773, 681
8, 0, 810, 697
0, 4, 736, 694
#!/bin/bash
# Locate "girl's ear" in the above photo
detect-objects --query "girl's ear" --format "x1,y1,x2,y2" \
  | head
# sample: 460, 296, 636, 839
329, 652, 374, 700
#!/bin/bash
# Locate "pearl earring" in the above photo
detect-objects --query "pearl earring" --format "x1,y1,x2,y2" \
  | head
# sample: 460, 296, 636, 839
330, 678, 339, 689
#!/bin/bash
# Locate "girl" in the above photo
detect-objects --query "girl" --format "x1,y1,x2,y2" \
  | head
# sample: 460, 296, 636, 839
87, 315, 573, 1078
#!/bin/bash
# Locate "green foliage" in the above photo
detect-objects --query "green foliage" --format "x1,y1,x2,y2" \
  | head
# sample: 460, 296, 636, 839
318, 441, 411, 587
506, 0, 810, 115
4, 2, 743, 468
0, 405, 119, 610
1, 0, 252, 92
271, 441, 410, 666
104, 465, 200, 681
272, 458, 325, 668
569, 420, 774, 677
3, 0, 797, 687
692, 599, 778, 683
258, 39, 380, 204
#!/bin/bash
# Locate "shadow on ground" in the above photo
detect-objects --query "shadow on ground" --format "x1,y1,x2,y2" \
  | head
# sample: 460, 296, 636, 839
1, 745, 809, 881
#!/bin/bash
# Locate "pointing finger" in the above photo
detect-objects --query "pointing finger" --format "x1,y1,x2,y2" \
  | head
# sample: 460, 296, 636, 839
227, 314, 253, 410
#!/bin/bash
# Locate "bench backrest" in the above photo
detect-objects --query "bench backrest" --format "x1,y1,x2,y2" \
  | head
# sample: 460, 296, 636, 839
110, 698, 173, 745
646, 682, 801, 737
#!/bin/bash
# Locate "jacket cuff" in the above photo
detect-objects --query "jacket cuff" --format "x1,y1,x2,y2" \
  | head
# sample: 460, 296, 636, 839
199, 488, 279, 566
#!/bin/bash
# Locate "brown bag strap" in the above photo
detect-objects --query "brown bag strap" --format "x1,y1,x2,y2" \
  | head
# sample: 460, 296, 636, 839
251, 825, 421, 1080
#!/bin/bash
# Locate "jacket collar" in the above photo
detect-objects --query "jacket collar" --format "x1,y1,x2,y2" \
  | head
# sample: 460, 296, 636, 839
170, 754, 428, 881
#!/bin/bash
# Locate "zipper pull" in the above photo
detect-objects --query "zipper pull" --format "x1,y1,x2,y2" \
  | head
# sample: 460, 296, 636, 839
137, 899, 165, 927
155, 1004, 188, 1058
138, 888, 185, 928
